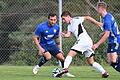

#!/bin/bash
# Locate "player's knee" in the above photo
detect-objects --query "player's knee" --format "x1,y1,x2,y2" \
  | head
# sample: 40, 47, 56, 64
111, 60, 117, 63
46, 56, 51, 60
57, 56, 65, 62
88, 62, 93, 66
56, 53, 65, 61
87, 57, 94, 66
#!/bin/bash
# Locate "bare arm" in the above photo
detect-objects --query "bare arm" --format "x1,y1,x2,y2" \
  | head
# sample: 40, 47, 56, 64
61, 31, 71, 38
97, 31, 110, 45
54, 36, 60, 48
84, 16, 103, 27
33, 35, 45, 54
92, 31, 110, 50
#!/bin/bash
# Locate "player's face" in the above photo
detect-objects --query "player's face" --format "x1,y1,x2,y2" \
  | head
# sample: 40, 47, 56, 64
48, 16, 57, 26
97, 7, 103, 16
62, 16, 70, 24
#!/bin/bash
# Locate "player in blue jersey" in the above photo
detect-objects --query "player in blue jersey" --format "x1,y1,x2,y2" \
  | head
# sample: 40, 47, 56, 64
32, 13, 74, 77
92, 2, 120, 72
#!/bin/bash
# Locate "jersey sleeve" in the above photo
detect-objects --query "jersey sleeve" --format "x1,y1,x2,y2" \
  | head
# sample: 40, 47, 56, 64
34, 25, 42, 37
68, 25, 72, 32
74, 16, 85, 23
78, 17, 85, 23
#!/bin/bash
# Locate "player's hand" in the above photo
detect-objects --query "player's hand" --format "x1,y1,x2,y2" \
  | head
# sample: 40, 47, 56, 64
35, 48, 45, 59
39, 47, 45, 55
61, 32, 66, 37
92, 43, 99, 51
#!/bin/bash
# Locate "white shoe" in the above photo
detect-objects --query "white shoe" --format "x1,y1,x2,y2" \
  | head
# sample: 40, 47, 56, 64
33, 65, 40, 74
65, 73, 75, 77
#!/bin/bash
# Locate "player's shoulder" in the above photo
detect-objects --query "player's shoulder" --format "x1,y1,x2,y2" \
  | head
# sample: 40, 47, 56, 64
104, 13, 114, 20
36, 21, 48, 28
73, 16, 84, 20
53, 23, 60, 29
72, 16, 84, 24
54, 23, 59, 27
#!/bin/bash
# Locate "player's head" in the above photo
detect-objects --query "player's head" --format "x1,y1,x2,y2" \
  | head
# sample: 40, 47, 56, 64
48, 13, 57, 26
97, 1, 107, 16
61, 11, 72, 24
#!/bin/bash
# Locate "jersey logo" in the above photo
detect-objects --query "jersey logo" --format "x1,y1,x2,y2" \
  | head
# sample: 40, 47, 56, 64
44, 35, 54, 40
54, 29, 57, 33
45, 30, 48, 33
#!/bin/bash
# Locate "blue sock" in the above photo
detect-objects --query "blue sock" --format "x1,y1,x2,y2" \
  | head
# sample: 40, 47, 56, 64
38, 56, 48, 67
111, 62, 120, 72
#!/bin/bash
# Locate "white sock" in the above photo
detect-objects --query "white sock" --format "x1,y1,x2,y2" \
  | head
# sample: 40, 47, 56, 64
64, 56, 72, 68
36, 65, 40, 68
92, 62, 106, 74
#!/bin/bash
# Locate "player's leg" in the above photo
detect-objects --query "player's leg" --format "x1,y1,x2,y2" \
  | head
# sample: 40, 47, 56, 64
33, 45, 52, 74
107, 43, 120, 72
85, 49, 109, 78
48, 44, 65, 68
108, 53, 120, 72
64, 50, 77, 69
56, 52, 65, 68
49, 44, 75, 77
55, 50, 77, 77
33, 52, 51, 74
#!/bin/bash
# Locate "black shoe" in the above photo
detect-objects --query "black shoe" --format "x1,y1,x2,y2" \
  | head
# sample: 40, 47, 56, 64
102, 72, 109, 78
55, 68, 68, 77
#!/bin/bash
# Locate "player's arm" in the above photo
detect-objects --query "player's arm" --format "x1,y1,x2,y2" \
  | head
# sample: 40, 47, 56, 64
84, 16, 103, 27
92, 19, 111, 50
61, 31, 71, 38
54, 36, 60, 48
97, 31, 110, 45
33, 35, 45, 54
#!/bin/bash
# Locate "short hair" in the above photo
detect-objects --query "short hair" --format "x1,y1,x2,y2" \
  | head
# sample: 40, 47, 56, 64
61, 11, 72, 17
48, 13, 57, 19
97, 1, 107, 9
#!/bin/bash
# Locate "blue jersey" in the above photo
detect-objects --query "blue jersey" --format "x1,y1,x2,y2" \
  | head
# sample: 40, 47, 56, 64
102, 12, 120, 44
34, 21, 60, 46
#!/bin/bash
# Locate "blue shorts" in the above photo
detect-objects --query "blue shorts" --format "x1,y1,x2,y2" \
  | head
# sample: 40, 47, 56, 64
107, 43, 120, 54
41, 44, 61, 57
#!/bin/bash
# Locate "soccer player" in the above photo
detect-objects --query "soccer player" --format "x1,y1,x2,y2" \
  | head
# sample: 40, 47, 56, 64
32, 13, 74, 77
92, 2, 120, 72
56, 11, 109, 78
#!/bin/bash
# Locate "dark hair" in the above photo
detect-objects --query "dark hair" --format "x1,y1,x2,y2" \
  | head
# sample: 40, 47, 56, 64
97, 1, 107, 9
48, 13, 57, 19
61, 11, 72, 17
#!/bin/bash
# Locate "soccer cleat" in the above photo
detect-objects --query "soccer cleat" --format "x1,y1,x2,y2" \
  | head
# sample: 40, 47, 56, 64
65, 72, 75, 77
102, 72, 109, 78
55, 68, 68, 77
33, 65, 40, 74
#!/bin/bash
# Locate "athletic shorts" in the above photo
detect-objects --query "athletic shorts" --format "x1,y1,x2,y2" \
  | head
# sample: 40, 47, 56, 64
41, 44, 61, 57
107, 43, 120, 54
71, 39, 94, 57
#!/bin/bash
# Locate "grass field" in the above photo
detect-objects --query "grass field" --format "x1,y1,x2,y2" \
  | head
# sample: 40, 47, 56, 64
0, 66, 120, 80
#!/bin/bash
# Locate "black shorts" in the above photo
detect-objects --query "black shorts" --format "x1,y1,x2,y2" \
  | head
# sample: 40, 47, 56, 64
107, 43, 120, 54
41, 44, 61, 57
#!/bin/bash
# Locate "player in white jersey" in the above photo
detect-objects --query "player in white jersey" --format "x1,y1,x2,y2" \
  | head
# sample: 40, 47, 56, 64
67, 16, 93, 55
55, 11, 109, 78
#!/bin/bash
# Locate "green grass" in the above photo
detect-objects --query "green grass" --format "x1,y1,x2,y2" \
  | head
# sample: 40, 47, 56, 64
0, 66, 120, 80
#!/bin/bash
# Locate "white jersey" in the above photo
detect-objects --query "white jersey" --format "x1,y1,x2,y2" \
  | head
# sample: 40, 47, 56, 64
68, 17, 94, 57
68, 17, 91, 40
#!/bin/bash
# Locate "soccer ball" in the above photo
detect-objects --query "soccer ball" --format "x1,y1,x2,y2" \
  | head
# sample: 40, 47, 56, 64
52, 68, 61, 77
